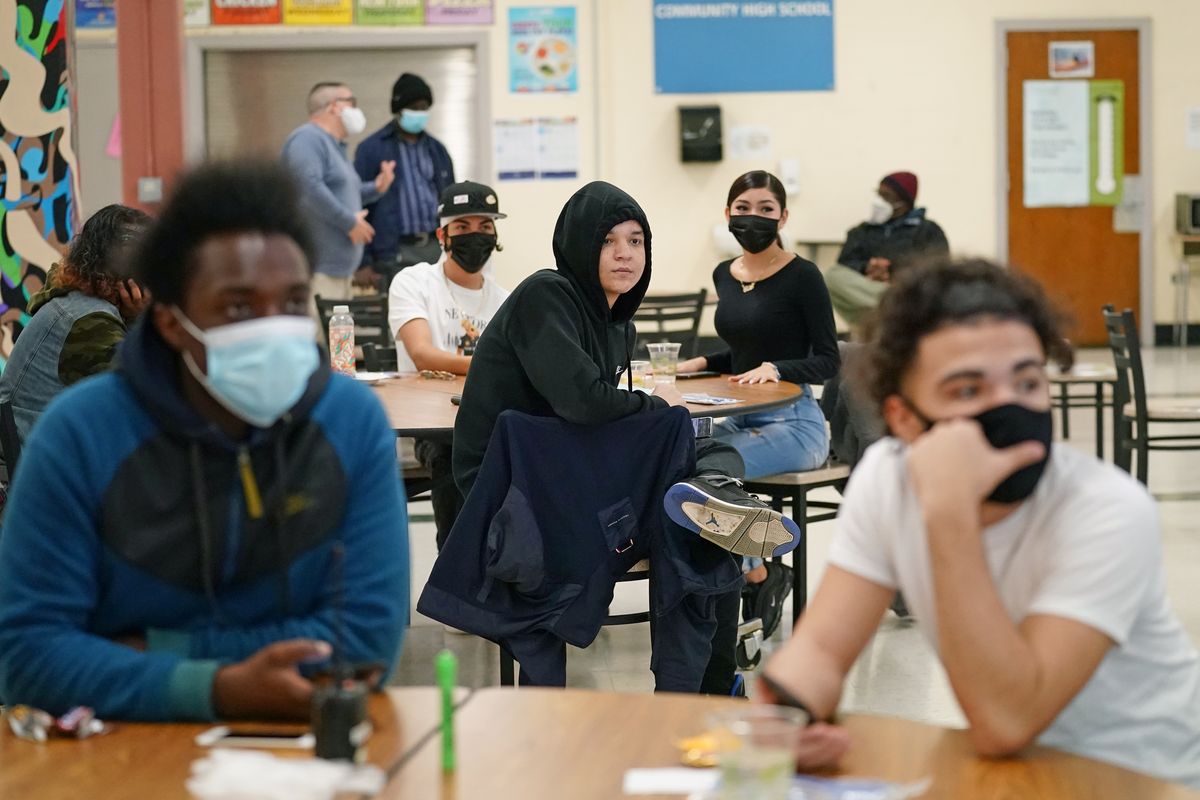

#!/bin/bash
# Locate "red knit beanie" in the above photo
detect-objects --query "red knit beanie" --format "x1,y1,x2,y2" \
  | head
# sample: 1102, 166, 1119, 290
882, 171, 918, 204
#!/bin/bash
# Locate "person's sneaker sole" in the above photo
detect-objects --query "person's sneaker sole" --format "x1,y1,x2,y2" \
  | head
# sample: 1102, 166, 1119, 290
664, 483, 801, 557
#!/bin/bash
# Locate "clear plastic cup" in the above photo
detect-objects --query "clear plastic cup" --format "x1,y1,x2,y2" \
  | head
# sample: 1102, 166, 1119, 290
630, 360, 652, 390
706, 706, 807, 799
646, 342, 681, 386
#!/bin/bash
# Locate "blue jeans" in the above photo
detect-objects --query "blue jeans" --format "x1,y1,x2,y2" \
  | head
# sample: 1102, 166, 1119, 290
711, 389, 829, 479
712, 389, 829, 573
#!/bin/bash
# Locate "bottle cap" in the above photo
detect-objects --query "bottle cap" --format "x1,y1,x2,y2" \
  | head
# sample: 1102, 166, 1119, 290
333, 305, 350, 314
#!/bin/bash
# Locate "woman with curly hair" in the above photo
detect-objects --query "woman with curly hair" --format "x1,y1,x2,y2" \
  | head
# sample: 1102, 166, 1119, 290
0, 204, 150, 445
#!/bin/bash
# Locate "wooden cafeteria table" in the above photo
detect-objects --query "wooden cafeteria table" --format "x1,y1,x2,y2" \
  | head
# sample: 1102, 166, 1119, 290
0, 687, 468, 800
382, 687, 1199, 800
371, 374, 803, 436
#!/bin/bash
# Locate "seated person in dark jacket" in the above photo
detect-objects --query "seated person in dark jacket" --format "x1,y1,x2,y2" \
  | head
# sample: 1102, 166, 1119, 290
452, 181, 802, 693
825, 171, 949, 327
0, 204, 151, 447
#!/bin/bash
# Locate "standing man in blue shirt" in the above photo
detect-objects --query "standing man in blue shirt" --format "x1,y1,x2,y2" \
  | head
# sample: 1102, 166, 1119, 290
353, 73, 456, 289
282, 82, 395, 307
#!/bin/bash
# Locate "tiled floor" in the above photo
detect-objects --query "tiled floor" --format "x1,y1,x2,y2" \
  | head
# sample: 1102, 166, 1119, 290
392, 347, 1200, 730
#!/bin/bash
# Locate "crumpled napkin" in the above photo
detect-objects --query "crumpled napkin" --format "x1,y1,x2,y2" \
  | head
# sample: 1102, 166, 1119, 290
187, 749, 385, 800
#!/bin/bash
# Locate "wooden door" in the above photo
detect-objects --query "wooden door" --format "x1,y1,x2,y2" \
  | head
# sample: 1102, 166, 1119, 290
1006, 29, 1140, 345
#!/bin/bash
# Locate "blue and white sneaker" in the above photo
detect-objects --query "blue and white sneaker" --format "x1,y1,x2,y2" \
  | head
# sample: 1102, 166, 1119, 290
663, 475, 801, 558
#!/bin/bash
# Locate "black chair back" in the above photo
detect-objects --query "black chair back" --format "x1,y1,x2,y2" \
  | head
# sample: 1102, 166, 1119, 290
314, 295, 391, 349
0, 400, 21, 483
1101, 305, 1146, 474
633, 289, 707, 359
362, 343, 398, 373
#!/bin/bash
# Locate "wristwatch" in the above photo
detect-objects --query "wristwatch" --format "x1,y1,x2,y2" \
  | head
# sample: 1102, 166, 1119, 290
759, 672, 821, 725
763, 362, 781, 380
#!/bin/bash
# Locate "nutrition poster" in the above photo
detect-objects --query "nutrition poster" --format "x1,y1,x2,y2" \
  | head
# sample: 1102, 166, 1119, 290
508, 6, 577, 93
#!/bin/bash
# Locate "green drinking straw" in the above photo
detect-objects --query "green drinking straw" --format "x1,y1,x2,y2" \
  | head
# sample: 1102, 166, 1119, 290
435, 649, 457, 772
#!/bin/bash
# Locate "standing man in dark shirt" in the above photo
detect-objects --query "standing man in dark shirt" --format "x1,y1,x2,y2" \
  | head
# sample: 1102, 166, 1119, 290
825, 171, 949, 327
353, 73, 455, 288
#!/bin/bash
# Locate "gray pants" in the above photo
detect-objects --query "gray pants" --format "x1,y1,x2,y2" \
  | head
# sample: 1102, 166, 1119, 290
825, 264, 888, 327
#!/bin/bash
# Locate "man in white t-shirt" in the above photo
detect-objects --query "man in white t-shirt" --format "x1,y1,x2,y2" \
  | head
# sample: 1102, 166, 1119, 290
757, 259, 1200, 788
388, 180, 511, 548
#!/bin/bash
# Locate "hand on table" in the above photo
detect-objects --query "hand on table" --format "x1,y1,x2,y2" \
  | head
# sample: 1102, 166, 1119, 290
676, 357, 707, 374
754, 676, 851, 770
730, 363, 780, 385
212, 639, 330, 720
652, 382, 689, 408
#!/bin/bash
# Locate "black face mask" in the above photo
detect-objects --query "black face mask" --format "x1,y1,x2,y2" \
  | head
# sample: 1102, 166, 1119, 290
728, 214, 779, 254
905, 401, 1053, 504
445, 231, 497, 274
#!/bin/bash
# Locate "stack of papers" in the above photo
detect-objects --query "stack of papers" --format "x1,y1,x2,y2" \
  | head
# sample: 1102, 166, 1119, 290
682, 394, 742, 406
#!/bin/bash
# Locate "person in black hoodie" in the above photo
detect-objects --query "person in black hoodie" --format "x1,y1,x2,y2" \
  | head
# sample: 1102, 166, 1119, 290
452, 181, 801, 692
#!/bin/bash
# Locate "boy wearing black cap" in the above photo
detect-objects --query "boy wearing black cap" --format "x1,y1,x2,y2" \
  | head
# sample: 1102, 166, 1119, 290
353, 72, 455, 286
825, 170, 949, 327
389, 180, 511, 549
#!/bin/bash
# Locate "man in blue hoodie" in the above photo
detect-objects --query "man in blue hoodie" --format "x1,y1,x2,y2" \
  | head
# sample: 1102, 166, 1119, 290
0, 161, 409, 722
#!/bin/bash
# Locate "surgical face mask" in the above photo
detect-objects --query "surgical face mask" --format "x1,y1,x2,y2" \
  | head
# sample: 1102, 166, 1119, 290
398, 109, 429, 135
174, 309, 320, 429
445, 231, 497, 274
728, 214, 780, 254
340, 106, 367, 136
868, 195, 895, 225
905, 400, 1053, 504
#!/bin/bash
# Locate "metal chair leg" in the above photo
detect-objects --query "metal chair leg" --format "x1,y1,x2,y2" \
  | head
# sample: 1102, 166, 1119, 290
1059, 382, 1071, 439
791, 491, 808, 623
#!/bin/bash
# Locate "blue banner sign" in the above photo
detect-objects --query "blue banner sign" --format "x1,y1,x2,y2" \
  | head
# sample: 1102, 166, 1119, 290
653, 1, 835, 93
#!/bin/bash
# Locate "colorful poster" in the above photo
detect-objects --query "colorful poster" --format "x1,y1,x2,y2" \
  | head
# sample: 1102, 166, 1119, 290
75, 0, 116, 28
185, 0, 211, 25
356, 0, 423, 25
652, 0, 835, 93
211, 0, 283, 25
508, 7, 577, 93
426, 0, 493, 24
284, 0, 352, 24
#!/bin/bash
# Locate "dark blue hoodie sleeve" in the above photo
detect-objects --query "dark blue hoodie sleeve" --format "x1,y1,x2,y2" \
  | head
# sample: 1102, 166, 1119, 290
152, 380, 409, 675
507, 281, 667, 425
0, 401, 221, 721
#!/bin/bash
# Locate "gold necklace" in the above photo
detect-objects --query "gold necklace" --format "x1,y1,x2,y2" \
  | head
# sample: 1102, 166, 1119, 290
736, 252, 782, 293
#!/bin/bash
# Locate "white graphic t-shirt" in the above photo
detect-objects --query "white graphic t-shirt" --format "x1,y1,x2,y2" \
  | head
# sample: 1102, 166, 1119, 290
387, 258, 510, 373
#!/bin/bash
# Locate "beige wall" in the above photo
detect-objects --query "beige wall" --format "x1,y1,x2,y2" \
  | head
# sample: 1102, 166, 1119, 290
94, 0, 1200, 326
485, 0, 1200, 328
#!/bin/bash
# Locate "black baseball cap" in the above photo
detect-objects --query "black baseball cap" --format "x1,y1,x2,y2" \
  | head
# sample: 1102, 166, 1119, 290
437, 181, 507, 223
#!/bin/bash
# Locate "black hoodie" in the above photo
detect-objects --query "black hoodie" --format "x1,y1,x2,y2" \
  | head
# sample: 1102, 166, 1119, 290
452, 182, 668, 495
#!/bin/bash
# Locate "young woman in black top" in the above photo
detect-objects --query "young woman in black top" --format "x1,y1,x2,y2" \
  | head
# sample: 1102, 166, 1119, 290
679, 170, 840, 478
678, 171, 840, 625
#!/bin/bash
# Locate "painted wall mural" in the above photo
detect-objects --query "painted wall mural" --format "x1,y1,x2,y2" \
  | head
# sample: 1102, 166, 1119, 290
0, 0, 78, 364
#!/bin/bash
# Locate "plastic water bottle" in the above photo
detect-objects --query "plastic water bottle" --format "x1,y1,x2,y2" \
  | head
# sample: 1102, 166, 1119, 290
329, 305, 355, 376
